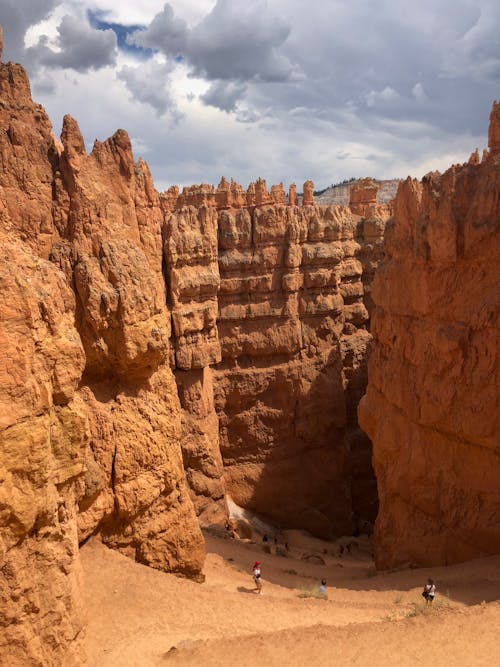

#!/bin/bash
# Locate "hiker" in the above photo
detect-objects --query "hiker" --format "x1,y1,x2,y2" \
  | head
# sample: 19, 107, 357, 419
262, 533, 268, 543
319, 578, 328, 599
422, 578, 436, 603
253, 561, 263, 594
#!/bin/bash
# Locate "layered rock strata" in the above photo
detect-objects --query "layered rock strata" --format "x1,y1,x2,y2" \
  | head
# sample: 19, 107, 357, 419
162, 204, 227, 526
359, 103, 500, 568
165, 178, 390, 537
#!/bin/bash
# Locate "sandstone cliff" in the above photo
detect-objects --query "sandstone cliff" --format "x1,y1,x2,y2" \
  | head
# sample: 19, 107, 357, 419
212, 198, 385, 537
0, 42, 204, 665
359, 103, 500, 569
162, 177, 390, 537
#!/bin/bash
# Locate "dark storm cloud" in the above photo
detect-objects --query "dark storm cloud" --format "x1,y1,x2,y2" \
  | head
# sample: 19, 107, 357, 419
118, 60, 178, 116
233, 0, 500, 170
1, 0, 498, 190
128, 0, 296, 108
127, 3, 188, 56
27, 14, 117, 72
186, 0, 294, 82
0, 0, 61, 63
200, 80, 248, 112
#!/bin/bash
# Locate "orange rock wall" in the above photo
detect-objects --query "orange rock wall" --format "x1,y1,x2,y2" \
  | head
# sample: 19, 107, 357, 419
0, 54, 204, 665
164, 201, 389, 536
162, 205, 227, 525
359, 108, 500, 568
0, 49, 389, 663
214, 203, 386, 537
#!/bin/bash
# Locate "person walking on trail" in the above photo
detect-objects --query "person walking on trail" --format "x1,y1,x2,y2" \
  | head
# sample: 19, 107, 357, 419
319, 578, 328, 599
422, 578, 436, 603
253, 561, 263, 595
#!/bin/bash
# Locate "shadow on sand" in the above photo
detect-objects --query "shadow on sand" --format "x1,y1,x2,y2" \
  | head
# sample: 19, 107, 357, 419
237, 586, 259, 594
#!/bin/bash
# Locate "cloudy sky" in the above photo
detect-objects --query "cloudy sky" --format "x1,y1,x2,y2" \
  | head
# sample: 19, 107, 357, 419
1, 0, 499, 191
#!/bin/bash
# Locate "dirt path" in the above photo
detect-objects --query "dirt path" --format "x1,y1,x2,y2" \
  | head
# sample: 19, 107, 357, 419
81, 531, 500, 666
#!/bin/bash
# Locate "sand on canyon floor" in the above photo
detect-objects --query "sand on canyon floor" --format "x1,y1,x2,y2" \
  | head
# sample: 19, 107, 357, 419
81, 530, 500, 667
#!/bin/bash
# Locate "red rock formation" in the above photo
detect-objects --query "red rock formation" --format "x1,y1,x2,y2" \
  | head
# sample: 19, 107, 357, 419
162, 184, 180, 211
468, 148, 480, 165
302, 179, 315, 206
0, 51, 87, 665
12, 20, 499, 662
0, 234, 88, 666
177, 183, 216, 208
246, 181, 256, 207
271, 182, 287, 205
155, 182, 389, 535
254, 177, 272, 206
289, 183, 298, 206
162, 204, 227, 526
349, 177, 378, 217
488, 100, 500, 156
0, 58, 58, 259
215, 177, 246, 209
57, 116, 205, 573
0, 43, 204, 664
212, 201, 387, 537
359, 106, 500, 568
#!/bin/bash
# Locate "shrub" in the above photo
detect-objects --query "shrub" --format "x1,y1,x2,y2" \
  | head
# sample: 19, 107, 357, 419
297, 587, 328, 600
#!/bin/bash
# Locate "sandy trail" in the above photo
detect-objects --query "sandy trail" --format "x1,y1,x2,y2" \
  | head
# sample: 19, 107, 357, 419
81, 531, 500, 666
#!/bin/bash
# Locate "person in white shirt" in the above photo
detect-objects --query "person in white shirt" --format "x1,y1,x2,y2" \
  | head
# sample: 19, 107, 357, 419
422, 578, 436, 603
253, 561, 263, 594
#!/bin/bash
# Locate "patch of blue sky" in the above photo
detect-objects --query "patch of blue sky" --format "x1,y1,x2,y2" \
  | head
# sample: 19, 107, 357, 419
87, 10, 152, 60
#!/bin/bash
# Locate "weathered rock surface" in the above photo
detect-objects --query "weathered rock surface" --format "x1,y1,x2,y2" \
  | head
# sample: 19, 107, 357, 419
0, 53, 87, 666
0, 43, 204, 665
315, 178, 401, 206
213, 202, 386, 537
0, 233, 88, 666
12, 20, 500, 664
359, 104, 500, 568
162, 203, 227, 526
160, 184, 390, 536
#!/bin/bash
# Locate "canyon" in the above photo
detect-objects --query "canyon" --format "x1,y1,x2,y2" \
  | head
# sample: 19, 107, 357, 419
0, 23, 499, 665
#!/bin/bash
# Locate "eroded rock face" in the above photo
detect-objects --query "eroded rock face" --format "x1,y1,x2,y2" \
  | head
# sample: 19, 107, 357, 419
0, 234, 88, 666
359, 107, 500, 568
0, 46, 203, 665
215, 203, 386, 536
163, 196, 389, 537
0, 55, 87, 666
349, 178, 378, 217
162, 204, 227, 526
